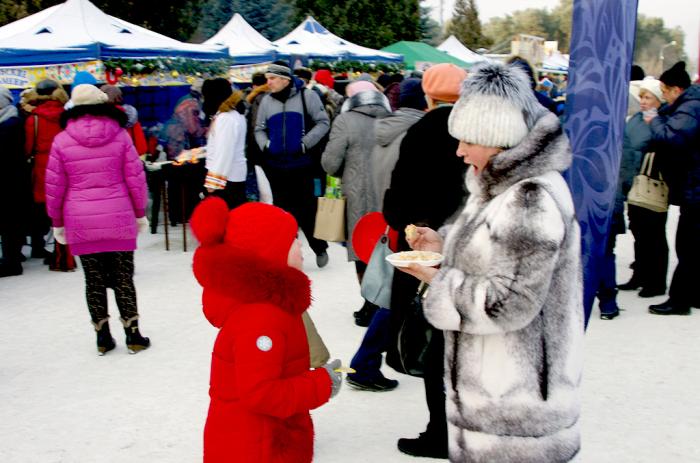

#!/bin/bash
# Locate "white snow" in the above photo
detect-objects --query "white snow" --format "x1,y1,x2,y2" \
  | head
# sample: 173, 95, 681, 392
1, 206, 699, 462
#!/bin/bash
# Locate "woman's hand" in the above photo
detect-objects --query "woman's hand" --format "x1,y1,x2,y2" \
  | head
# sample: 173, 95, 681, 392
397, 263, 439, 283
406, 226, 443, 253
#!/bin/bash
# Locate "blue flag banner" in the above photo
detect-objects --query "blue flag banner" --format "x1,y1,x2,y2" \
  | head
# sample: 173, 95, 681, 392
564, 0, 639, 327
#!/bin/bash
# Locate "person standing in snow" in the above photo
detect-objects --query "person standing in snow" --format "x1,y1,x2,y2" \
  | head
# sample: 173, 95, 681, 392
190, 197, 341, 463
45, 84, 150, 355
400, 62, 584, 462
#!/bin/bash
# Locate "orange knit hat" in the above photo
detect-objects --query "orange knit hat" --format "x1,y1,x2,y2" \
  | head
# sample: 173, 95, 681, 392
422, 63, 468, 103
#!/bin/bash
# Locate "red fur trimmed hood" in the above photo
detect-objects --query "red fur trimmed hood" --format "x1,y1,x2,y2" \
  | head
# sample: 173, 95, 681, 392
193, 244, 311, 328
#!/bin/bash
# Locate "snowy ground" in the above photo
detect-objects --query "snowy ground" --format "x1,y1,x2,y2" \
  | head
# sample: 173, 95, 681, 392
1, 206, 699, 463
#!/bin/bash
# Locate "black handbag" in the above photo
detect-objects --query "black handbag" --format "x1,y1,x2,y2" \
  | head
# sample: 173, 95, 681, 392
386, 283, 432, 378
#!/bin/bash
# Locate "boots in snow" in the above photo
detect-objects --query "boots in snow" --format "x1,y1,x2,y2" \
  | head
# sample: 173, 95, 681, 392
94, 318, 116, 356
121, 317, 150, 354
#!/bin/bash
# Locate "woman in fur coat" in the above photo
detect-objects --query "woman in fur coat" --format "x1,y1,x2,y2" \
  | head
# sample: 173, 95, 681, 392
400, 62, 584, 462
190, 198, 341, 463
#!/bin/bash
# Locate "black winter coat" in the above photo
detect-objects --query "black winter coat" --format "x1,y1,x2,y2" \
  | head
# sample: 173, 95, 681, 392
383, 105, 467, 316
0, 115, 31, 234
650, 84, 700, 206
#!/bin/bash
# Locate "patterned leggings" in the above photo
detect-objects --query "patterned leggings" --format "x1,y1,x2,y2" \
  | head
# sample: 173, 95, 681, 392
80, 251, 139, 324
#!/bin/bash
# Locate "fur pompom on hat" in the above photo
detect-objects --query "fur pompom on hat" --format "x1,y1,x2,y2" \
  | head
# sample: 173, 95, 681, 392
448, 61, 545, 148
71, 84, 108, 106
191, 198, 298, 267
422, 63, 467, 103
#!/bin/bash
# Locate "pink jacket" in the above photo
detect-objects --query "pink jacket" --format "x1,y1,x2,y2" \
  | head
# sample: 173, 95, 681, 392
45, 114, 147, 256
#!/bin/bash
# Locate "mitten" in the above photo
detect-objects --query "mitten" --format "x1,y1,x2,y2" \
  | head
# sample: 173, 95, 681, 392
322, 359, 342, 398
137, 216, 149, 234
53, 227, 66, 245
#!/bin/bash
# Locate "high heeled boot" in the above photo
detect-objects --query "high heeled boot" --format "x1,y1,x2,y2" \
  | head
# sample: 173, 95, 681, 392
121, 316, 151, 354
93, 318, 116, 356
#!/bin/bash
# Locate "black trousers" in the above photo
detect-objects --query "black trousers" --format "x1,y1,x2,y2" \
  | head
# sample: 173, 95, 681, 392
628, 204, 669, 290
210, 181, 247, 210
263, 165, 328, 256
80, 251, 139, 324
30, 201, 50, 252
669, 204, 700, 307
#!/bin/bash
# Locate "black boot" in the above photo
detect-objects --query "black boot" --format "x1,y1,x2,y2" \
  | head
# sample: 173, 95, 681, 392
94, 318, 116, 356
121, 317, 151, 354
649, 299, 690, 316
397, 431, 448, 459
353, 300, 378, 327
617, 276, 641, 291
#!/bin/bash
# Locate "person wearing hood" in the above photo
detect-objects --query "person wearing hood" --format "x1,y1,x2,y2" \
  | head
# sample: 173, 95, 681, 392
647, 61, 700, 316
24, 79, 69, 262
45, 84, 150, 356
0, 86, 31, 277
399, 61, 583, 462
190, 197, 341, 463
382, 63, 468, 459
255, 62, 331, 268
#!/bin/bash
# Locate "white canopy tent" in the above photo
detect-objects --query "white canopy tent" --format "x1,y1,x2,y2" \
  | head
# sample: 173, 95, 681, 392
437, 35, 489, 65
542, 52, 570, 73
0, 0, 227, 66
273, 16, 402, 63
203, 13, 278, 64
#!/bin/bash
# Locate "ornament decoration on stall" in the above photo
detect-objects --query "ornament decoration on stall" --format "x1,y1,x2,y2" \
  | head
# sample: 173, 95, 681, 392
105, 67, 123, 85
102, 58, 233, 86
308, 60, 404, 74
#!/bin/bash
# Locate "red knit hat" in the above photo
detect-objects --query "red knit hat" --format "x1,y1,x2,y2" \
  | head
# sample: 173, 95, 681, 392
422, 63, 468, 103
314, 69, 335, 89
190, 198, 298, 267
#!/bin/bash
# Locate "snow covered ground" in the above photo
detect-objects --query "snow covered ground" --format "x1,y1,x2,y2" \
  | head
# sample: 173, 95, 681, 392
1, 206, 699, 463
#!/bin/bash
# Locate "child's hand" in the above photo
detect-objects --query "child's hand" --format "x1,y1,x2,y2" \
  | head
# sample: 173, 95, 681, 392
322, 359, 342, 398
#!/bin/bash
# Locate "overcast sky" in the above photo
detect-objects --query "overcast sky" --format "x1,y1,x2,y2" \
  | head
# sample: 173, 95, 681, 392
425, 0, 699, 70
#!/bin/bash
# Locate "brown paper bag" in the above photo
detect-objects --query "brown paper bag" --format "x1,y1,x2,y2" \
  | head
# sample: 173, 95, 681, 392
313, 196, 346, 242
302, 311, 330, 368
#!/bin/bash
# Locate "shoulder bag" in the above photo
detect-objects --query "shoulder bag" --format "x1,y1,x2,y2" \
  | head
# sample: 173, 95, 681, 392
627, 152, 669, 212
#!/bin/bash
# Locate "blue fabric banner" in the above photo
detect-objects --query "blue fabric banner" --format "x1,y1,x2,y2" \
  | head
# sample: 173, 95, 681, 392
564, 0, 639, 327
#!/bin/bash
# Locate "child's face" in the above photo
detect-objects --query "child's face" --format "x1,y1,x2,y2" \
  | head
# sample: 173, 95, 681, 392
287, 238, 303, 270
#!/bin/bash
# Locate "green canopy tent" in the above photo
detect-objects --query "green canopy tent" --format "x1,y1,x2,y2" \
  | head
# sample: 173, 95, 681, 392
381, 41, 470, 70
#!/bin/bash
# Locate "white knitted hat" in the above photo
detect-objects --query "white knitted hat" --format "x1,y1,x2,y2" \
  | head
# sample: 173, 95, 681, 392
638, 77, 665, 103
449, 62, 545, 148
71, 84, 108, 106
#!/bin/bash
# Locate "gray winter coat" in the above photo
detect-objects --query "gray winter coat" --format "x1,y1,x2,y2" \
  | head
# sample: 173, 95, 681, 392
321, 91, 391, 260
425, 112, 583, 462
369, 108, 425, 209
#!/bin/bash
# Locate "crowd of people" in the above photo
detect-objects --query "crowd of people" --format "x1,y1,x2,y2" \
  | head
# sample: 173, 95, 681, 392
0, 56, 698, 463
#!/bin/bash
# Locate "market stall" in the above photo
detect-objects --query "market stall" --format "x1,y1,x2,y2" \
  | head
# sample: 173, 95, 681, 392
381, 41, 469, 70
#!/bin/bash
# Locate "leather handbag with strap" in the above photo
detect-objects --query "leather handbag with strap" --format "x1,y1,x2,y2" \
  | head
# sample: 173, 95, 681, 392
627, 152, 669, 213
360, 226, 394, 309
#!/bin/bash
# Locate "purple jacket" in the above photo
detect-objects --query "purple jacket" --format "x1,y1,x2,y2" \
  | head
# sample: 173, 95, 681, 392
45, 114, 147, 256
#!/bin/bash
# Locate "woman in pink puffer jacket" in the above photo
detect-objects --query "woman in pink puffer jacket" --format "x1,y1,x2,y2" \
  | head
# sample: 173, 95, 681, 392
45, 84, 151, 356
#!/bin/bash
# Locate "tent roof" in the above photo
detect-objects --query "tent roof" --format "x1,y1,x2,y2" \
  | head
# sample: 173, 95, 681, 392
203, 13, 277, 64
381, 41, 469, 69
542, 52, 569, 72
0, 0, 228, 66
437, 35, 489, 65
273, 16, 402, 63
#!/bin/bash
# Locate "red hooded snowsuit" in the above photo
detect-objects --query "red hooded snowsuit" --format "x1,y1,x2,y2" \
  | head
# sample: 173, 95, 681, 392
192, 199, 332, 463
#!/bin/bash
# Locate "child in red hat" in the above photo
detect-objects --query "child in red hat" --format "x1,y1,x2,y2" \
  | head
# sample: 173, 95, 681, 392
190, 197, 342, 463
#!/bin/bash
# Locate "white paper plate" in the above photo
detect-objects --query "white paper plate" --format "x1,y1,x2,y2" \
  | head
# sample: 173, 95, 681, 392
386, 251, 444, 268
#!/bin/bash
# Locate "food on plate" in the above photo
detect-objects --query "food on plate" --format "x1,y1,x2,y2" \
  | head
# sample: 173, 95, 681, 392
334, 366, 356, 374
405, 224, 418, 241
391, 251, 442, 261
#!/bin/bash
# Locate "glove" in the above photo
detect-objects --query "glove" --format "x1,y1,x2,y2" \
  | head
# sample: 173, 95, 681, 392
53, 227, 66, 245
136, 216, 149, 234
322, 359, 342, 398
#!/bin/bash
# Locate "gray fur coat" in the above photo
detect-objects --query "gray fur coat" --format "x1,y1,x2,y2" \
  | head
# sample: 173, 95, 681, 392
424, 111, 584, 462
322, 91, 391, 261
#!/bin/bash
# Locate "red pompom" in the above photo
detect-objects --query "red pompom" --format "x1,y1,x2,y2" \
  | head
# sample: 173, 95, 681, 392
190, 197, 229, 246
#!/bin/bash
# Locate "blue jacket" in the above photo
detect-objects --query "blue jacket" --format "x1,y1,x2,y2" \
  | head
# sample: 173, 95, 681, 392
650, 84, 700, 206
254, 78, 330, 169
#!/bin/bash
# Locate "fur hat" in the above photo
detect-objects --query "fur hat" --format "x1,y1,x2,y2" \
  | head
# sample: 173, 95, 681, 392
639, 78, 665, 103
100, 84, 123, 104
398, 78, 427, 110
346, 80, 377, 97
265, 63, 292, 80
422, 63, 467, 103
660, 61, 691, 90
294, 67, 313, 81
190, 198, 298, 267
448, 61, 545, 148
71, 84, 108, 106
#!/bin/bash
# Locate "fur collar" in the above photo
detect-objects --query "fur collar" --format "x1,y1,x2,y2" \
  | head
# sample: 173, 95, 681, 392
247, 84, 269, 104
341, 91, 391, 114
193, 245, 311, 327
469, 111, 572, 199
60, 104, 127, 129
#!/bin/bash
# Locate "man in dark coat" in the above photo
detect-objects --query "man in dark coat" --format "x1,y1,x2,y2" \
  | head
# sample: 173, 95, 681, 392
647, 61, 700, 315
0, 86, 30, 277
383, 63, 468, 459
